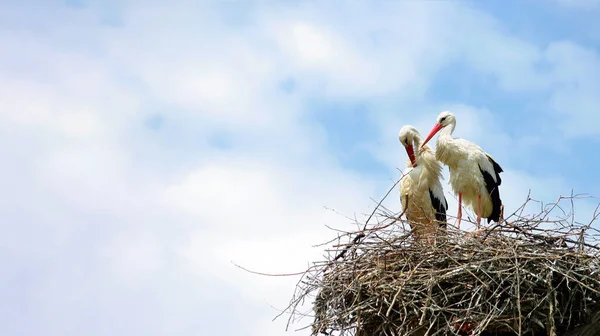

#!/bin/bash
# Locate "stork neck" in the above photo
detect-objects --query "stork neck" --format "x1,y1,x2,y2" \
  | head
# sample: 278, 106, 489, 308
438, 122, 455, 141
412, 136, 423, 150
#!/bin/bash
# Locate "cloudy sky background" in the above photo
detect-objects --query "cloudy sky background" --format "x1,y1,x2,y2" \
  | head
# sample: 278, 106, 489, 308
1, 0, 600, 335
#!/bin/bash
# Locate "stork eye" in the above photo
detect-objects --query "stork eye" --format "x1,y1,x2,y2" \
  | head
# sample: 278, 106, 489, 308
440, 116, 447, 122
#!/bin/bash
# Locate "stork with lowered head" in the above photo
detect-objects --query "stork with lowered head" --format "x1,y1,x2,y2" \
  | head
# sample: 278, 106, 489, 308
398, 125, 448, 243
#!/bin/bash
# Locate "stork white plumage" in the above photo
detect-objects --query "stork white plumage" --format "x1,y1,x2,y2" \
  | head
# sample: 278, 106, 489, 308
420, 111, 504, 230
398, 125, 448, 243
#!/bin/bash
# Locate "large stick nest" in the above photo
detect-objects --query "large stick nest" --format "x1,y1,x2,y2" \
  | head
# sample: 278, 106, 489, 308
282, 193, 600, 336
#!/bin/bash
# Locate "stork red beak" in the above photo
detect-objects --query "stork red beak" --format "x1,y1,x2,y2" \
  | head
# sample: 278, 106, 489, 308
405, 145, 416, 167
421, 123, 444, 148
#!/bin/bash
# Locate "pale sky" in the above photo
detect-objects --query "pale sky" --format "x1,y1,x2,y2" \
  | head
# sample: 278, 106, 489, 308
1, 1, 600, 335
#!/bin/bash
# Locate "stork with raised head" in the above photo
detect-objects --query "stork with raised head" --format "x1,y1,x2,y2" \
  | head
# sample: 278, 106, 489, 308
398, 125, 448, 243
420, 111, 504, 230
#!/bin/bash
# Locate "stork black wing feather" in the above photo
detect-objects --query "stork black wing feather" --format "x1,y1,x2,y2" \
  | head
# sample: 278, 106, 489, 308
429, 189, 447, 227
479, 155, 503, 223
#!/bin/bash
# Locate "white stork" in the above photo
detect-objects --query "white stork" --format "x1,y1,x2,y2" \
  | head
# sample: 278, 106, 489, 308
420, 111, 504, 230
398, 125, 448, 243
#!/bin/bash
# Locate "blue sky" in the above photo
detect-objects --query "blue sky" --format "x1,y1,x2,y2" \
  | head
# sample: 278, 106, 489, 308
1, 1, 600, 335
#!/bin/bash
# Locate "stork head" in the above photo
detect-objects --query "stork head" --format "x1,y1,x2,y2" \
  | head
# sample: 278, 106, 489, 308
436, 111, 455, 127
421, 111, 456, 147
398, 125, 421, 167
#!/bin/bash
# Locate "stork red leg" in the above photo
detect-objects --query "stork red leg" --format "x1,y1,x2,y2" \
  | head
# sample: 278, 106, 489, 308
476, 194, 482, 230
457, 193, 463, 230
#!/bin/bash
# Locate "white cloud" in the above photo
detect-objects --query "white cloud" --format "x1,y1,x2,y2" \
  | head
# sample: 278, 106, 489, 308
162, 157, 377, 236
543, 41, 600, 136
164, 158, 379, 335
0, 78, 113, 139
290, 23, 336, 63
101, 230, 166, 284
